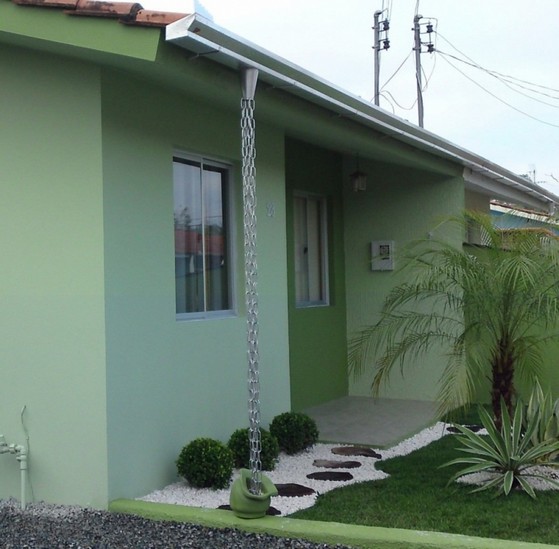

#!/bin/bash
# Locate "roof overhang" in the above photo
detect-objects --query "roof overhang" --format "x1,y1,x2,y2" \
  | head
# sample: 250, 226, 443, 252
166, 14, 558, 213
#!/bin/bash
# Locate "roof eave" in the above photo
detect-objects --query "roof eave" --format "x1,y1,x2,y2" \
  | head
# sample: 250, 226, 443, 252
166, 14, 558, 213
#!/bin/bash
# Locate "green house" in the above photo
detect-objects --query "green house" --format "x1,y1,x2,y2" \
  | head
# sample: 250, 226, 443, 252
1, 1, 556, 509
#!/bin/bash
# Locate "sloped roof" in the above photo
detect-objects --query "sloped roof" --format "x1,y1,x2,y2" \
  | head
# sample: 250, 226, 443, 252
3, 0, 559, 213
166, 14, 559, 213
10, 0, 186, 27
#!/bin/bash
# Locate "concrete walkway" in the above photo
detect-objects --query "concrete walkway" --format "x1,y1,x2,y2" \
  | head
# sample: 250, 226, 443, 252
303, 396, 439, 447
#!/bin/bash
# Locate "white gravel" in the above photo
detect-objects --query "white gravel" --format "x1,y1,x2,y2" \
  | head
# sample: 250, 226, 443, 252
139, 422, 451, 515
457, 465, 559, 491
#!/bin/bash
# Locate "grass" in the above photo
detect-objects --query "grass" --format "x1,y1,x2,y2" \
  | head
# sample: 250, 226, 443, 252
291, 419, 559, 545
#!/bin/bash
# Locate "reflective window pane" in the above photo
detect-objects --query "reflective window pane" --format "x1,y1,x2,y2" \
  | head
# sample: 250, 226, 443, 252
174, 157, 231, 316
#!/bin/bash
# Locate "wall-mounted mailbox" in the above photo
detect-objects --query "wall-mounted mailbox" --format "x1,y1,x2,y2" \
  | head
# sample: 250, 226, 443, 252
371, 240, 395, 271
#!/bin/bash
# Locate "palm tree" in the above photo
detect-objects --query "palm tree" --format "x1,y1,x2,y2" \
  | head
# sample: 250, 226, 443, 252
349, 211, 559, 429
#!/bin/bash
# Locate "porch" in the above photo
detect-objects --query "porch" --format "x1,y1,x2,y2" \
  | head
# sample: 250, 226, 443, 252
303, 396, 439, 448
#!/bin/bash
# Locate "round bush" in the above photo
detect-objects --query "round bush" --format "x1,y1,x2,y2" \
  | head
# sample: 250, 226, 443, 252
227, 428, 279, 471
176, 438, 233, 489
269, 412, 319, 455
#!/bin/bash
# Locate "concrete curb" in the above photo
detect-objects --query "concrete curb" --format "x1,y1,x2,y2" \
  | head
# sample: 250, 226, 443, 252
109, 499, 559, 549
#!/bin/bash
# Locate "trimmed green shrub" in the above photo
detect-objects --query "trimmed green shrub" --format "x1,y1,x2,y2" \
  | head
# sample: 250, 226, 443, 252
270, 412, 319, 455
227, 428, 279, 471
176, 438, 233, 489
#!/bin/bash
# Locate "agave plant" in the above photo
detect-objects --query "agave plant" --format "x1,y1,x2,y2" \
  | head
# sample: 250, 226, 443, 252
443, 400, 559, 498
524, 380, 559, 462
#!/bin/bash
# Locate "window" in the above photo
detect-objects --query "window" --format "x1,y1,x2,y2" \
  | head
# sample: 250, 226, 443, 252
294, 193, 329, 307
174, 155, 232, 317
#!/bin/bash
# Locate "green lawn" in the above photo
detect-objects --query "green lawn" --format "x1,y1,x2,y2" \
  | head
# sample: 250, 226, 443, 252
291, 430, 559, 545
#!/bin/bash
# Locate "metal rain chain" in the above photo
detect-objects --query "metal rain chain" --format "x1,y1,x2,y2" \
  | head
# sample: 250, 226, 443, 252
240, 67, 262, 495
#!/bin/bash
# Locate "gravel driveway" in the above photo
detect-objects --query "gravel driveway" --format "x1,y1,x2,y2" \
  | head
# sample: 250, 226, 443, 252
0, 500, 353, 549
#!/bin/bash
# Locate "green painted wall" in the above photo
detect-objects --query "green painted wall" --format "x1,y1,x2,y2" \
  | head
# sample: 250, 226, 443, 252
0, 0, 160, 65
345, 158, 464, 402
0, 46, 109, 507
101, 70, 291, 501
285, 140, 348, 411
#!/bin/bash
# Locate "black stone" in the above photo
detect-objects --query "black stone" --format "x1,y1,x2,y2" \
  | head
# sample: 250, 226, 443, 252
275, 483, 316, 497
331, 446, 381, 459
312, 459, 361, 469
306, 471, 354, 481
446, 424, 483, 433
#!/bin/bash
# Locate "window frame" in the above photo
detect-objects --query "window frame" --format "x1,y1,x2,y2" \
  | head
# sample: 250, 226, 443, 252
293, 191, 330, 308
173, 151, 236, 321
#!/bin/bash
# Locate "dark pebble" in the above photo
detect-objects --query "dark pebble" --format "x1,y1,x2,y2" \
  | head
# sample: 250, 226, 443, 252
331, 447, 381, 459
306, 472, 354, 481
0, 499, 353, 548
312, 460, 361, 469
275, 484, 316, 497
446, 424, 483, 433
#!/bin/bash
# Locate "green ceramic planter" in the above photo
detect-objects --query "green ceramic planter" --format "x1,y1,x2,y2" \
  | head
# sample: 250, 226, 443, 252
229, 468, 278, 519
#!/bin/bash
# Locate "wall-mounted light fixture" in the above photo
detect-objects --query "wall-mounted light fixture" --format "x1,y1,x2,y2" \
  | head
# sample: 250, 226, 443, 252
350, 155, 367, 192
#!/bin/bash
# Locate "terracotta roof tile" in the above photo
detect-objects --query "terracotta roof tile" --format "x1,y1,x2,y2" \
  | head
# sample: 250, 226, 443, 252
127, 9, 187, 27
68, 0, 142, 19
11, 0, 187, 28
13, 0, 78, 8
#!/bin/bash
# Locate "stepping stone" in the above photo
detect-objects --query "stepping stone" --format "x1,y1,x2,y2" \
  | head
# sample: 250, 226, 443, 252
446, 424, 483, 433
218, 504, 281, 516
312, 459, 361, 469
275, 483, 316, 497
331, 446, 381, 459
307, 471, 353, 481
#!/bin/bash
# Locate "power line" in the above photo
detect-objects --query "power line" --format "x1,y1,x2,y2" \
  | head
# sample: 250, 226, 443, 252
436, 32, 559, 95
438, 53, 559, 129
378, 91, 397, 113
380, 50, 413, 90
436, 50, 559, 109
380, 89, 417, 111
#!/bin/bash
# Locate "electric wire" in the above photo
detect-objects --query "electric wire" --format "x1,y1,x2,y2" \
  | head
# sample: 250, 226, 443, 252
421, 56, 436, 92
377, 12, 436, 114
437, 50, 559, 109
380, 50, 413, 90
433, 30, 559, 127
379, 91, 397, 113
380, 89, 417, 111
436, 31, 559, 96
438, 53, 559, 129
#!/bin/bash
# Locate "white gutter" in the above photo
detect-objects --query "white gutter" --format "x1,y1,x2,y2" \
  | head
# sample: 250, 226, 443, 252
166, 14, 558, 212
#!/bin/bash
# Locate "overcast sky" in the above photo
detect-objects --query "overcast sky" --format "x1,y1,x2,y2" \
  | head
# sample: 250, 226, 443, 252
140, 0, 559, 194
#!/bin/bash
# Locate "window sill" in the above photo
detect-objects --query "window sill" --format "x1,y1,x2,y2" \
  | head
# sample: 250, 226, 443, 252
176, 310, 237, 322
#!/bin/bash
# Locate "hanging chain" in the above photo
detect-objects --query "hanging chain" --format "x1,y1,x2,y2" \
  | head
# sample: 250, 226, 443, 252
241, 97, 262, 495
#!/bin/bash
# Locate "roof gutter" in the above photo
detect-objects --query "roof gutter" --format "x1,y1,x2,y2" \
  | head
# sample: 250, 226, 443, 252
166, 14, 558, 213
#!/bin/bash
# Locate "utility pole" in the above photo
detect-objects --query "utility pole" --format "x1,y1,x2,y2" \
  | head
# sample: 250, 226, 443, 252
373, 9, 390, 106
413, 14, 435, 128
413, 14, 424, 127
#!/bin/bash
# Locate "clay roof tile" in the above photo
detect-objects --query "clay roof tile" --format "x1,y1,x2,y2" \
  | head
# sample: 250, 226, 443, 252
68, 0, 142, 20
11, 0, 187, 28
13, 0, 79, 8
126, 9, 187, 27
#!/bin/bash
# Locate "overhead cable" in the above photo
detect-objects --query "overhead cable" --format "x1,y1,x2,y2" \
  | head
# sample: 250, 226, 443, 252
438, 53, 559, 129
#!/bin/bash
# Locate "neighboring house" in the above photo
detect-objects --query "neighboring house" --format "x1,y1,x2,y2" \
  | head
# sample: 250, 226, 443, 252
1, 1, 558, 509
491, 200, 559, 236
